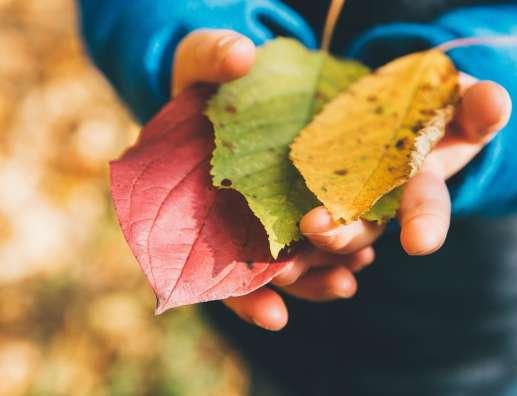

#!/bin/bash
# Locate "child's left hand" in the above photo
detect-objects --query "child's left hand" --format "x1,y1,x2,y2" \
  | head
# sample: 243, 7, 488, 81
173, 29, 512, 331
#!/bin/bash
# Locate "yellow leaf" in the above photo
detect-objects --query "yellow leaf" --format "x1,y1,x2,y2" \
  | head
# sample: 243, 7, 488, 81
290, 50, 460, 223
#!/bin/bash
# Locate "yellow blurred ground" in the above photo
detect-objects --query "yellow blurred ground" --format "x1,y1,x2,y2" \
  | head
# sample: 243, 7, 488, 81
0, 1, 248, 395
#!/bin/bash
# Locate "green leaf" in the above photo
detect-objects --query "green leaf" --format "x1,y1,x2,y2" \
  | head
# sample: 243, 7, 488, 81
362, 187, 403, 224
206, 38, 369, 258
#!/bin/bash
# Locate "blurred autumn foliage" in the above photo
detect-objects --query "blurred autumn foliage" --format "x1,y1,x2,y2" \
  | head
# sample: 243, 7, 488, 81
0, 1, 248, 395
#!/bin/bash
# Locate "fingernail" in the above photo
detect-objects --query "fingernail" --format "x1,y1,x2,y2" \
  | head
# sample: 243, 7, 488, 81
253, 312, 286, 332
481, 92, 511, 136
194, 34, 240, 62
228, 37, 252, 55
402, 215, 447, 256
300, 207, 336, 234
218, 36, 251, 64
335, 275, 356, 298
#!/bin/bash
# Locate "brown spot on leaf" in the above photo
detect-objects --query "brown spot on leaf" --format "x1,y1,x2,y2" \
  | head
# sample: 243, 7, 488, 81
221, 178, 233, 187
396, 138, 408, 150
314, 91, 326, 101
411, 121, 425, 133
334, 169, 348, 176
225, 104, 237, 113
367, 95, 377, 102
222, 140, 236, 151
374, 105, 384, 114
420, 109, 435, 117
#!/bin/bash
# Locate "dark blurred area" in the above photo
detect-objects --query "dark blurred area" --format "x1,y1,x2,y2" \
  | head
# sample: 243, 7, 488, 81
0, 1, 248, 395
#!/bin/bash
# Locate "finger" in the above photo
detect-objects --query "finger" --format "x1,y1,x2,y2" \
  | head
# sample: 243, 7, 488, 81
281, 266, 357, 302
173, 29, 256, 96
399, 162, 451, 256
300, 206, 384, 254
271, 246, 375, 287
224, 288, 288, 331
432, 80, 512, 178
455, 80, 512, 142
346, 246, 376, 273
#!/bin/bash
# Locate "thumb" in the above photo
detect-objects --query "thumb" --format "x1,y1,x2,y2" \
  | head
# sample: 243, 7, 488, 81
172, 29, 256, 96
454, 79, 512, 143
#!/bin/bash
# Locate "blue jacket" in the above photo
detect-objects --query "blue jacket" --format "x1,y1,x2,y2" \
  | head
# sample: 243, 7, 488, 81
77, 1, 517, 217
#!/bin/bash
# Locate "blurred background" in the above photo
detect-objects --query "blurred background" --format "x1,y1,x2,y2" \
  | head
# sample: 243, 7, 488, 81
0, 1, 249, 395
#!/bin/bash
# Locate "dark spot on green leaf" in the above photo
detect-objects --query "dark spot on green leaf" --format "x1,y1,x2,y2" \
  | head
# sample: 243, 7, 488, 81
334, 169, 348, 176
221, 178, 233, 187
314, 91, 326, 101
222, 140, 236, 151
225, 104, 237, 113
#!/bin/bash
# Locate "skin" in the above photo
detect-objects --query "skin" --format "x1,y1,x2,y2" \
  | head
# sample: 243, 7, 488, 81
173, 29, 512, 331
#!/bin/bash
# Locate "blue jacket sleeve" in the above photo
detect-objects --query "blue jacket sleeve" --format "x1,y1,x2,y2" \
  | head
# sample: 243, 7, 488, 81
77, 0, 315, 123
346, 5, 517, 217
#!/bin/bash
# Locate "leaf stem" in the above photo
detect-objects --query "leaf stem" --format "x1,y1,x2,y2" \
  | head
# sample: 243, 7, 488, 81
321, 0, 346, 52
436, 35, 517, 52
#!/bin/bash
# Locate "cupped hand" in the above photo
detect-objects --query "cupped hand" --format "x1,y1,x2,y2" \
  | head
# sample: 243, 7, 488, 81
174, 29, 375, 331
174, 29, 512, 331
303, 73, 511, 259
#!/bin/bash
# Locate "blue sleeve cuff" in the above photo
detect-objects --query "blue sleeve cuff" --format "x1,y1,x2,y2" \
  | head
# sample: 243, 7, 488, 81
346, 5, 517, 217
78, 0, 316, 123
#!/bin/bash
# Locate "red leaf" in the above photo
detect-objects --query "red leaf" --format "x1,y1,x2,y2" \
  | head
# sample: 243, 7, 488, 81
110, 86, 291, 313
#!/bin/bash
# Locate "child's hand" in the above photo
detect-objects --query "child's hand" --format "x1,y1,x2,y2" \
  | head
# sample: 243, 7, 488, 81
301, 73, 512, 258
173, 29, 512, 331
174, 29, 375, 330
